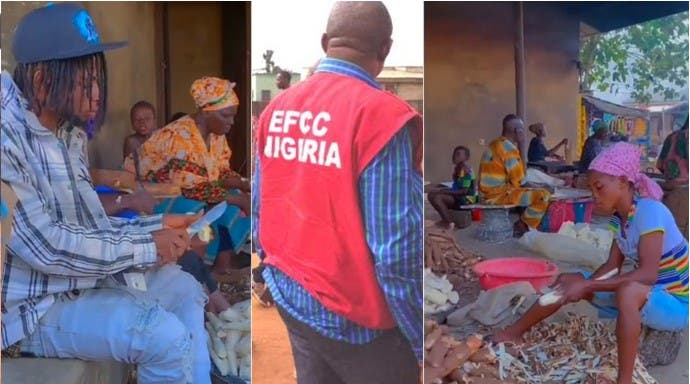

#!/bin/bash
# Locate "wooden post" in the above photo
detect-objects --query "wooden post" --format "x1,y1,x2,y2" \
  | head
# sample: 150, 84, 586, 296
514, 1, 527, 162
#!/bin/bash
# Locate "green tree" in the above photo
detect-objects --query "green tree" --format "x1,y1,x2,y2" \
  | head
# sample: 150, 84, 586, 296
580, 12, 689, 104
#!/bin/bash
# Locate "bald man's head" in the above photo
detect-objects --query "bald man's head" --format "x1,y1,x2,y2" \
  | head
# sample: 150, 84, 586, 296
322, 2, 393, 76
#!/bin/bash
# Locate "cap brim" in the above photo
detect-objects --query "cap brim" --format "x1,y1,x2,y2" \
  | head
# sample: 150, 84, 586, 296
41, 40, 128, 62
99, 41, 128, 52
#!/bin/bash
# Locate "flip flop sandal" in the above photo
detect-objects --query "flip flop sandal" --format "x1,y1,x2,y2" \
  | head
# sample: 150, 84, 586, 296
251, 282, 274, 307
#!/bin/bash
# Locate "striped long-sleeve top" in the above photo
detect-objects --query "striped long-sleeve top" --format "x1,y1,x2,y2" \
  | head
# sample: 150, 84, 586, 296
252, 58, 423, 361
0, 72, 161, 348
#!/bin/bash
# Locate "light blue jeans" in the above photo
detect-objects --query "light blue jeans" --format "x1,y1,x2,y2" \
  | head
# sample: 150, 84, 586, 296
20, 265, 210, 384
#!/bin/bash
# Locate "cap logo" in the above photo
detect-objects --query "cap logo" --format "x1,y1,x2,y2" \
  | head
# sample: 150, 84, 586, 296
73, 10, 100, 44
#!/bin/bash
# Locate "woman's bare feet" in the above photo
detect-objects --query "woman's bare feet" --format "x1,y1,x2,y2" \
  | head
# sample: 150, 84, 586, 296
211, 250, 234, 276
208, 290, 231, 314
513, 220, 529, 238
435, 220, 455, 231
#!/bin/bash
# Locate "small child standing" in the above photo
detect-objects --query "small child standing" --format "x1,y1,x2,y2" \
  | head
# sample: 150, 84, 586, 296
428, 145, 477, 229
493, 142, 688, 384
123, 100, 157, 159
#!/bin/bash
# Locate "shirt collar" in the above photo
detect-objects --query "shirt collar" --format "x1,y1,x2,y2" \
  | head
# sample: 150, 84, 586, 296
314, 58, 381, 89
1, 71, 54, 137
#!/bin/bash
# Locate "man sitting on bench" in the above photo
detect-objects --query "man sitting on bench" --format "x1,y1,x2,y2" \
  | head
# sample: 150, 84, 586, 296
479, 114, 552, 237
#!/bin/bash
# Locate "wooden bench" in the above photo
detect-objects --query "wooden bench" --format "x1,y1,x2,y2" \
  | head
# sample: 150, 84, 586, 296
459, 204, 516, 243
1, 358, 130, 384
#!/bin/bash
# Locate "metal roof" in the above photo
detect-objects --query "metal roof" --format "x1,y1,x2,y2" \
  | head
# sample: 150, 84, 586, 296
563, 2, 688, 34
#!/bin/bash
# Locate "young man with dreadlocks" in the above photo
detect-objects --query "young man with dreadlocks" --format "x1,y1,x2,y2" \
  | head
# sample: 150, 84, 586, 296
1, 5, 211, 383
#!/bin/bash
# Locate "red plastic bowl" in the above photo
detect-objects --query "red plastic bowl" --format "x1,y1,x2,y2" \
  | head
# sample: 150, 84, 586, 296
473, 257, 559, 291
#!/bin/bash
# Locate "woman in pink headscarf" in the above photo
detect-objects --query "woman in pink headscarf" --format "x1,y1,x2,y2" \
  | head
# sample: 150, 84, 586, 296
494, 143, 688, 384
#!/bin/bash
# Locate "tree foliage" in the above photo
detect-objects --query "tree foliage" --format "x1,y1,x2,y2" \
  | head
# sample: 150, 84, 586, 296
580, 12, 689, 104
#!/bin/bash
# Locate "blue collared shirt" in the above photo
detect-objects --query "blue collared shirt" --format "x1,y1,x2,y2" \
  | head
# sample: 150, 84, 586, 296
252, 58, 423, 360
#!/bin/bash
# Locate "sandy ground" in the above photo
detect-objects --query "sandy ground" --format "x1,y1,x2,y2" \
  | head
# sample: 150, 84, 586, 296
426, 199, 689, 384
251, 254, 296, 384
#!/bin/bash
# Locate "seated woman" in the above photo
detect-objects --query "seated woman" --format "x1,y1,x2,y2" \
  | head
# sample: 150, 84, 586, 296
428, 146, 477, 229
493, 142, 688, 384
657, 117, 689, 236
126, 76, 250, 274
527, 122, 567, 163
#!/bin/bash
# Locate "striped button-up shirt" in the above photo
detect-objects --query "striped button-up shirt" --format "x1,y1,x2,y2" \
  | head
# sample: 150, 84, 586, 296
252, 58, 423, 360
0, 72, 161, 348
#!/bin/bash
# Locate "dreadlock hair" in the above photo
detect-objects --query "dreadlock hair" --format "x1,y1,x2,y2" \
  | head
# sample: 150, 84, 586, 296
13, 52, 107, 130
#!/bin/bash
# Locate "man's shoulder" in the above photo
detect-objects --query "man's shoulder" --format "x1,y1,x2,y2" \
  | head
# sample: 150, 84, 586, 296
1, 73, 28, 129
488, 137, 511, 151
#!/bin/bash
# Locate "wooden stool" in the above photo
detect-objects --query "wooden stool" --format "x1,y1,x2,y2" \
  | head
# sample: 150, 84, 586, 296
460, 204, 516, 243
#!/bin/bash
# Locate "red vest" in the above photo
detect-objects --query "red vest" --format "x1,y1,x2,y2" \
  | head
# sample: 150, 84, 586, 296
257, 72, 422, 329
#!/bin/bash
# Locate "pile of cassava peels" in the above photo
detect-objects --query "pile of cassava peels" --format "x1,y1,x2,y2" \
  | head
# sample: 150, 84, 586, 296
425, 319, 508, 384
424, 226, 482, 279
424, 314, 659, 384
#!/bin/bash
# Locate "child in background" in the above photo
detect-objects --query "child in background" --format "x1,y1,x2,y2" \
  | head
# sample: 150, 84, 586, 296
123, 100, 157, 159
493, 142, 688, 384
427, 145, 477, 229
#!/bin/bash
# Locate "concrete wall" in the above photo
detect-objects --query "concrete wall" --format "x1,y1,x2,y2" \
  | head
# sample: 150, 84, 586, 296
252, 72, 302, 102
85, 2, 160, 169
167, 2, 223, 116
1, 2, 49, 70
424, 2, 580, 182
379, 81, 423, 103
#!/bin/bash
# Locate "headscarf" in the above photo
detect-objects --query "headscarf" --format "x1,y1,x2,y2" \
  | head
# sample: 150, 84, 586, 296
592, 120, 608, 134
190, 77, 239, 111
528, 123, 544, 136
589, 142, 664, 201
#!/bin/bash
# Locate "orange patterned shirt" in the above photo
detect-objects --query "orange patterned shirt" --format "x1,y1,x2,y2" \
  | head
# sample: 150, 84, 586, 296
124, 115, 235, 203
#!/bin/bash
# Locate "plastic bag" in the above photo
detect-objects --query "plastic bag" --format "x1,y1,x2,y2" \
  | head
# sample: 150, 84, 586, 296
518, 230, 607, 271
525, 168, 566, 187
558, 221, 613, 251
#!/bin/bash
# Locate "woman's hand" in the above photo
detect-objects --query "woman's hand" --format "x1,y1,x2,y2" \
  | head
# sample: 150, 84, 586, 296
123, 189, 158, 214
554, 277, 591, 304
224, 175, 250, 192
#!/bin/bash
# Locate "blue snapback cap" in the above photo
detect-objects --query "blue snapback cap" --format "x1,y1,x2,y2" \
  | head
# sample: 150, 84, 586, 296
12, 3, 127, 64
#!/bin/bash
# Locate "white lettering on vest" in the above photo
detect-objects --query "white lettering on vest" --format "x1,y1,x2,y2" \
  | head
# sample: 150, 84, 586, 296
281, 137, 296, 160
263, 109, 342, 169
299, 111, 313, 135
268, 110, 284, 133
283, 110, 300, 133
325, 142, 341, 168
312, 112, 330, 137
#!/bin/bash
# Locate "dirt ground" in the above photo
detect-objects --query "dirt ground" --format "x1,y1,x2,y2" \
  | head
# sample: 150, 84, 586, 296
251, 254, 296, 384
425, 198, 689, 384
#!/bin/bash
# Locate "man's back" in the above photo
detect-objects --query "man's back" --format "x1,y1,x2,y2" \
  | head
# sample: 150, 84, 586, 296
256, 64, 420, 328
479, 137, 524, 197
253, 57, 424, 368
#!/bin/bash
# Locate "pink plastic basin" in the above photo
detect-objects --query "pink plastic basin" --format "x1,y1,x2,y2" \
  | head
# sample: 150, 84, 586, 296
473, 257, 559, 291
